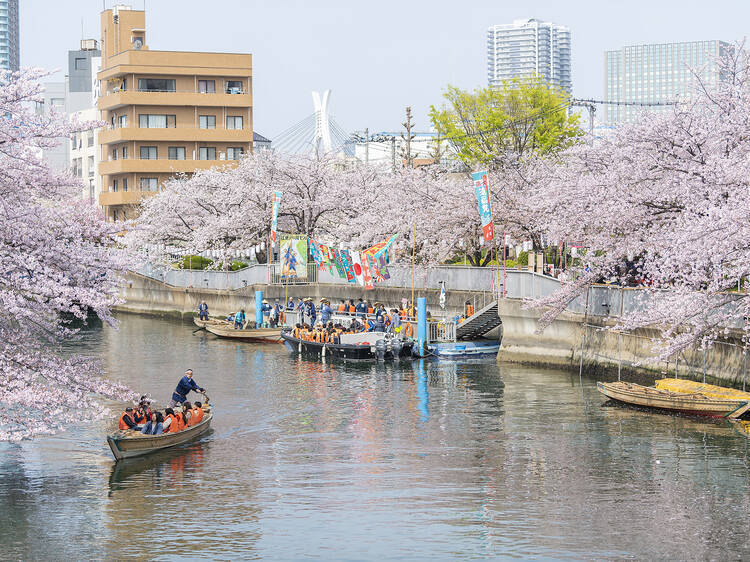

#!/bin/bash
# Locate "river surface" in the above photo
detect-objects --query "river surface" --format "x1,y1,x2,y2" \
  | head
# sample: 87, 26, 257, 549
2, 315, 750, 560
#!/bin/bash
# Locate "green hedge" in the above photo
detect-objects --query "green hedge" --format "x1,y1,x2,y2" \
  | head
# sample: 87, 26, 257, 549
177, 255, 213, 270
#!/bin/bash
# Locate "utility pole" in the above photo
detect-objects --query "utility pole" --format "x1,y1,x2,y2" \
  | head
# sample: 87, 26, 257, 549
364, 127, 369, 165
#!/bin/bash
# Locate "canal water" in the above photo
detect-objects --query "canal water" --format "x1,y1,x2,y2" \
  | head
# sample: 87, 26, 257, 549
2, 315, 750, 560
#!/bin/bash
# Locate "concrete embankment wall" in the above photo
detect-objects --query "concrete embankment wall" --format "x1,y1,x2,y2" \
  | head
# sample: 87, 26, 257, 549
498, 298, 750, 388
117, 272, 497, 330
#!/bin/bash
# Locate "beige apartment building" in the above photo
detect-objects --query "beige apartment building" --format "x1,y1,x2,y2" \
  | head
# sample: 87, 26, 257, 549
97, 5, 252, 220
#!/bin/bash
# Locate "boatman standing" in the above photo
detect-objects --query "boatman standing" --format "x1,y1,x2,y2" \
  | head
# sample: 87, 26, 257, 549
171, 369, 205, 407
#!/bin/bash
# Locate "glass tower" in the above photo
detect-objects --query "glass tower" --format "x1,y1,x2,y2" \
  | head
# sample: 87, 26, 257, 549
487, 18, 571, 93
0, 0, 18, 71
604, 40, 732, 124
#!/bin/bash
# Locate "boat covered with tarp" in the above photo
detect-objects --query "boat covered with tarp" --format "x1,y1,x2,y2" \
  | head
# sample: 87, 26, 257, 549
597, 379, 750, 418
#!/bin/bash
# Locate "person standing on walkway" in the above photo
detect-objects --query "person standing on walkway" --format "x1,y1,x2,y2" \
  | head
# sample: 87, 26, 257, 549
170, 369, 205, 407
198, 301, 209, 321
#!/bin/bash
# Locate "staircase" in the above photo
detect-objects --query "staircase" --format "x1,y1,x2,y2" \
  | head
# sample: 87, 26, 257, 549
455, 301, 502, 340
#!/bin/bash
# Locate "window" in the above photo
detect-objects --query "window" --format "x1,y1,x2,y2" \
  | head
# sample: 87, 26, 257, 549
225, 80, 243, 94
140, 177, 158, 191
227, 147, 244, 160
118, 114, 127, 128
139, 114, 176, 128
168, 146, 186, 160
198, 80, 215, 93
89, 180, 95, 203
112, 179, 118, 192
122, 177, 129, 192
113, 210, 119, 221
199, 147, 216, 160
74, 57, 87, 70
88, 156, 94, 176
122, 145, 128, 159
226, 116, 243, 129
70, 133, 78, 148
111, 148, 118, 161
138, 78, 176, 92
51, 97, 65, 107
87, 133, 94, 147
199, 115, 216, 129
140, 146, 157, 160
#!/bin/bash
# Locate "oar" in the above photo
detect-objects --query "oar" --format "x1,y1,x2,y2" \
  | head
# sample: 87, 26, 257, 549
192, 326, 206, 334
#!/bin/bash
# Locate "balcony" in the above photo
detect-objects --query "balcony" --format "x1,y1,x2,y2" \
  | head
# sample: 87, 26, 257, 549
98, 89, 252, 110
98, 189, 158, 207
98, 158, 242, 175
98, 126, 252, 145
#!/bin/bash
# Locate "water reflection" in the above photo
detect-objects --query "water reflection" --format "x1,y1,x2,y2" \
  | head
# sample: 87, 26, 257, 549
2, 315, 750, 559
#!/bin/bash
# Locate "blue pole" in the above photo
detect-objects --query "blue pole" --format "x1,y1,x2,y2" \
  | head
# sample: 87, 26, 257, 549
417, 297, 427, 357
255, 290, 263, 327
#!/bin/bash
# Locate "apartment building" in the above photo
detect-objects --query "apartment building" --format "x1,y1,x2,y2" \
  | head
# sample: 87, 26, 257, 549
97, 5, 253, 221
487, 18, 571, 92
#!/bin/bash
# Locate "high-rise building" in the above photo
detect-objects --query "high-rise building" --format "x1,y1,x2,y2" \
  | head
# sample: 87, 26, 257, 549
486, 18, 571, 92
97, 5, 253, 221
0, 0, 19, 72
604, 40, 732, 124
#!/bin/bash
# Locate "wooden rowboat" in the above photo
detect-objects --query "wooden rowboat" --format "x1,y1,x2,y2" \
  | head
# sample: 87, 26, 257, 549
205, 323, 282, 343
192, 316, 227, 328
107, 404, 213, 461
597, 380, 750, 419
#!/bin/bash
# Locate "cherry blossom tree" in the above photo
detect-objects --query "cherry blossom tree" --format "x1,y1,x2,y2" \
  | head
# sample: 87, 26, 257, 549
529, 46, 750, 358
0, 69, 134, 441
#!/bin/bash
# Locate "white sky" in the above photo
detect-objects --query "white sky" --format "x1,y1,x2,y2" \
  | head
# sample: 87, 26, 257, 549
20, 0, 750, 138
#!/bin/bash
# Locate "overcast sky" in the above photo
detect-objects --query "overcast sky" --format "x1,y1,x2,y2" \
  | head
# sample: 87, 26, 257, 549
20, 0, 750, 138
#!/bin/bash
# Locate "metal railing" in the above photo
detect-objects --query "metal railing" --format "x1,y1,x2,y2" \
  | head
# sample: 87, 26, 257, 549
268, 263, 318, 285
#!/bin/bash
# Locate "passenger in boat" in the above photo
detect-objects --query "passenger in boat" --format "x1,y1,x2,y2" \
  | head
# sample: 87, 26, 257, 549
337, 299, 346, 313
198, 301, 209, 321
182, 402, 194, 427
118, 407, 137, 430
306, 299, 317, 326
320, 299, 332, 323
367, 301, 374, 315
170, 369, 205, 407
390, 309, 401, 333
355, 298, 367, 318
261, 299, 272, 327
192, 402, 205, 424
141, 412, 164, 435
234, 309, 246, 329
287, 297, 296, 311
162, 408, 176, 433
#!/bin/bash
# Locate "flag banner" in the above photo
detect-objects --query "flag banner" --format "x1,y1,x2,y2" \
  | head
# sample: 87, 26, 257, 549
369, 254, 386, 283
360, 252, 374, 290
376, 253, 390, 280
309, 238, 322, 266
270, 191, 283, 243
363, 233, 399, 262
281, 237, 307, 279
471, 171, 494, 241
331, 247, 346, 278
350, 251, 365, 286
339, 249, 357, 283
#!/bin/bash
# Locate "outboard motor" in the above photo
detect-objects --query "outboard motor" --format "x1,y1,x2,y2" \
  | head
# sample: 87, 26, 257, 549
391, 337, 403, 359
375, 338, 387, 361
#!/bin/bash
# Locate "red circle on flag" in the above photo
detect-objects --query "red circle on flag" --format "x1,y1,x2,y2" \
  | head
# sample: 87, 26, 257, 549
353, 263, 362, 275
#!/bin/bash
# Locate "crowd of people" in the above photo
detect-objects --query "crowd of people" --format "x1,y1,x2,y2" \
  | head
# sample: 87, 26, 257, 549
117, 369, 207, 436
289, 297, 419, 343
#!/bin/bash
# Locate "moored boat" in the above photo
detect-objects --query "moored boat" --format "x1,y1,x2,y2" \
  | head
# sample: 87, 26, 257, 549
193, 316, 227, 328
204, 323, 282, 343
281, 329, 413, 360
107, 402, 213, 461
597, 380, 750, 419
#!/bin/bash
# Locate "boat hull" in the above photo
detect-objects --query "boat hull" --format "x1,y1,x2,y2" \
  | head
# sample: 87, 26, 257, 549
597, 381, 750, 418
107, 412, 213, 461
281, 331, 413, 361
428, 339, 500, 359
205, 325, 282, 342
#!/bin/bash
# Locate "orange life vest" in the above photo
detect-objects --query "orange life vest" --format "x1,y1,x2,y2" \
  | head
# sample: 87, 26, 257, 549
337, 304, 346, 312
164, 414, 178, 433
119, 412, 133, 430
348, 305, 355, 313
466, 305, 475, 317
193, 407, 204, 424
367, 307, 374, 314
188, 409, 199, 426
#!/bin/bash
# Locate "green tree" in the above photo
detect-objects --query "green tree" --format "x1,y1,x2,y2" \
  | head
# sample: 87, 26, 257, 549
429, 76, 582, 170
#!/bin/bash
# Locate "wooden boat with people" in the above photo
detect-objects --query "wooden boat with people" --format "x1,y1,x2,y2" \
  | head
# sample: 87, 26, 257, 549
107, 401, 214, 461
204, 323, 282, 343
192, 316, 227, 328
281, 328, 414, 360
597, 379, 750, 419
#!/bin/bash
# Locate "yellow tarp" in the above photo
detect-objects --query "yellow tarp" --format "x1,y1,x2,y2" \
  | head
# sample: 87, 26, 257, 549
655, 378, 750, 401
